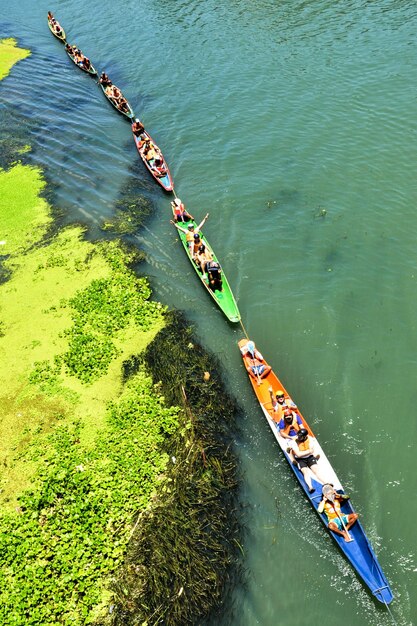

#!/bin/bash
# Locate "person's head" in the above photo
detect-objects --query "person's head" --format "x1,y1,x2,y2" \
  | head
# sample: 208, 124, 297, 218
297, 428, 308, 443
174, 198, 182, 206
198, 243, 206, 253
275, 390, 285, 403
283, 409, 293, 423
246, 341, 255, 356
187, 224, 195, 231
194, 233, 201, 241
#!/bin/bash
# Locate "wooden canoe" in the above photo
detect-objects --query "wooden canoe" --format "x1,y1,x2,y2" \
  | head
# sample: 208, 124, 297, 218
132, 125, 173, 191
238, 338, 393, 605
100, 83, 135, 120
172, 209, 241, 323
47, 16, 66, 42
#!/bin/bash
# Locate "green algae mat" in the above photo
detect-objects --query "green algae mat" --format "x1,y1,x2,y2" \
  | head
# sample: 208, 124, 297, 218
0, 38, 30, 81
0, 53, 182, 619
0, 158, 179, 623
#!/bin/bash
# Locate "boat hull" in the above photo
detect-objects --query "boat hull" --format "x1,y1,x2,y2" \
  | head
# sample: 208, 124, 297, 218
100, 83, 135, 120
237, 338, 393, 605
133, 126, 173, 190
48, 18, 66, 42
172, 212, 241, 323
66, 49, 97, 76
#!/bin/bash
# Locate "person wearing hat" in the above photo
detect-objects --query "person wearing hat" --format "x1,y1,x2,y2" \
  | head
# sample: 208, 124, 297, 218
240, 340, 272, 381
171, 212, 209, 254
317, 484, 358, 542
287, 428, 325, 493
268, 387, 298, 420
206, 260, 223, 292
171, 198, 193, 223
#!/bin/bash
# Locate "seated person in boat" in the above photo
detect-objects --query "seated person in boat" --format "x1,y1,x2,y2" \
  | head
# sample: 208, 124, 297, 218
153, 156, 167, 175
317, 484, 358, 542
65, 43, 74, 54
268, 387, 298, 418
240, 340, 272, 380
138, 135, 149, 149
277, 407, 303, 439
287, 428, 326, 494
118, 98, 129, 113
82, 56, 91, 71
145, 144, 157, 161
132, 119, 145, 136
172, 213, 209, 253
195, 243, 213, 277
99, 72, 112, 87
48, 11, 54, 20
192, 233, 203, 258
73, 48, 83, 61
206, 260, 223, 292
171, 198, 193, 223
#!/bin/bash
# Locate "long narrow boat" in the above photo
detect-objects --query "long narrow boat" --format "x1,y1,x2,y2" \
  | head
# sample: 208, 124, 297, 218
99, 83, 135, 120
132, 124, 173, 191
237, 337, 394, 605
172, 211, 240, 323
47, 15, 66, 42
65, 46, 97, 76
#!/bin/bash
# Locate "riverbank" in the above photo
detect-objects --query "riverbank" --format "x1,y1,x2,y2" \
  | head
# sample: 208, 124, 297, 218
0, 39, 241, 625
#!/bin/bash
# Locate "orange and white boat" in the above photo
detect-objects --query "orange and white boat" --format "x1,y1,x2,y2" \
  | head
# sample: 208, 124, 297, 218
238, 337, 393, 605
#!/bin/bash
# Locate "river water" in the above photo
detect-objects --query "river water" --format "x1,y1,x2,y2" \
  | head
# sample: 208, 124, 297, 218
1, 1, 417, 624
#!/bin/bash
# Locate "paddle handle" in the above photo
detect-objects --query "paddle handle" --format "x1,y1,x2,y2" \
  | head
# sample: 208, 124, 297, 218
334, 505, 351, 540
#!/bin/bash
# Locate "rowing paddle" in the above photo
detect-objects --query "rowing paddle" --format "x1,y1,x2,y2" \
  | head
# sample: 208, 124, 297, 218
322, 484, 353, 542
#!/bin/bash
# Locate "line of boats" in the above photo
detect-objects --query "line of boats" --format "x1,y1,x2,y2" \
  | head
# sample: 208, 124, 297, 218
47, 12, 394, 607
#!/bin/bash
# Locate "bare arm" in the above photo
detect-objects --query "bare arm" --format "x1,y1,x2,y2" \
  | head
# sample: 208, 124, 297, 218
196, 212, 209, 231
170, 220, 188, 234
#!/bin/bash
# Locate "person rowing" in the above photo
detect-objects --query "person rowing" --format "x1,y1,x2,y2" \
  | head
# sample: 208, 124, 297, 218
240, 340, 272, 382
99, 72, 112, 87
47, 11, 54, 20
318, 484, 358, 542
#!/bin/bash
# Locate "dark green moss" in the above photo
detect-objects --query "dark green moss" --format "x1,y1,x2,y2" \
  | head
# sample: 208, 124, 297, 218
101, 175, 155, 235
107, 312, 242, 626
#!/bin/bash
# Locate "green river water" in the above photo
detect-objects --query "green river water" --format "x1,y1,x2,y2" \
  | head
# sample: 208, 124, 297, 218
1, 1, 416, 624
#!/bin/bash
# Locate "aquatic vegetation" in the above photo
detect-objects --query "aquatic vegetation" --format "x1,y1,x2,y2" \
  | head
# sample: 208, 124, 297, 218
109, 312, 242, 626
0, 38, 30, 81
0, 47, 240, 626
0, 373, 180, 626
61, 246, 163, 383
0, 163, 51, 255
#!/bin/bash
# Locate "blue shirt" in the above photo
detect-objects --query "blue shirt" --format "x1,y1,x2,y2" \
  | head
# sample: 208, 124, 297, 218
278, 414, 302, 436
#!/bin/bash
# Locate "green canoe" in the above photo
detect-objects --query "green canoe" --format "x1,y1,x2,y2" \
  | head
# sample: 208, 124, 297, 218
171, 212, 241, 323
